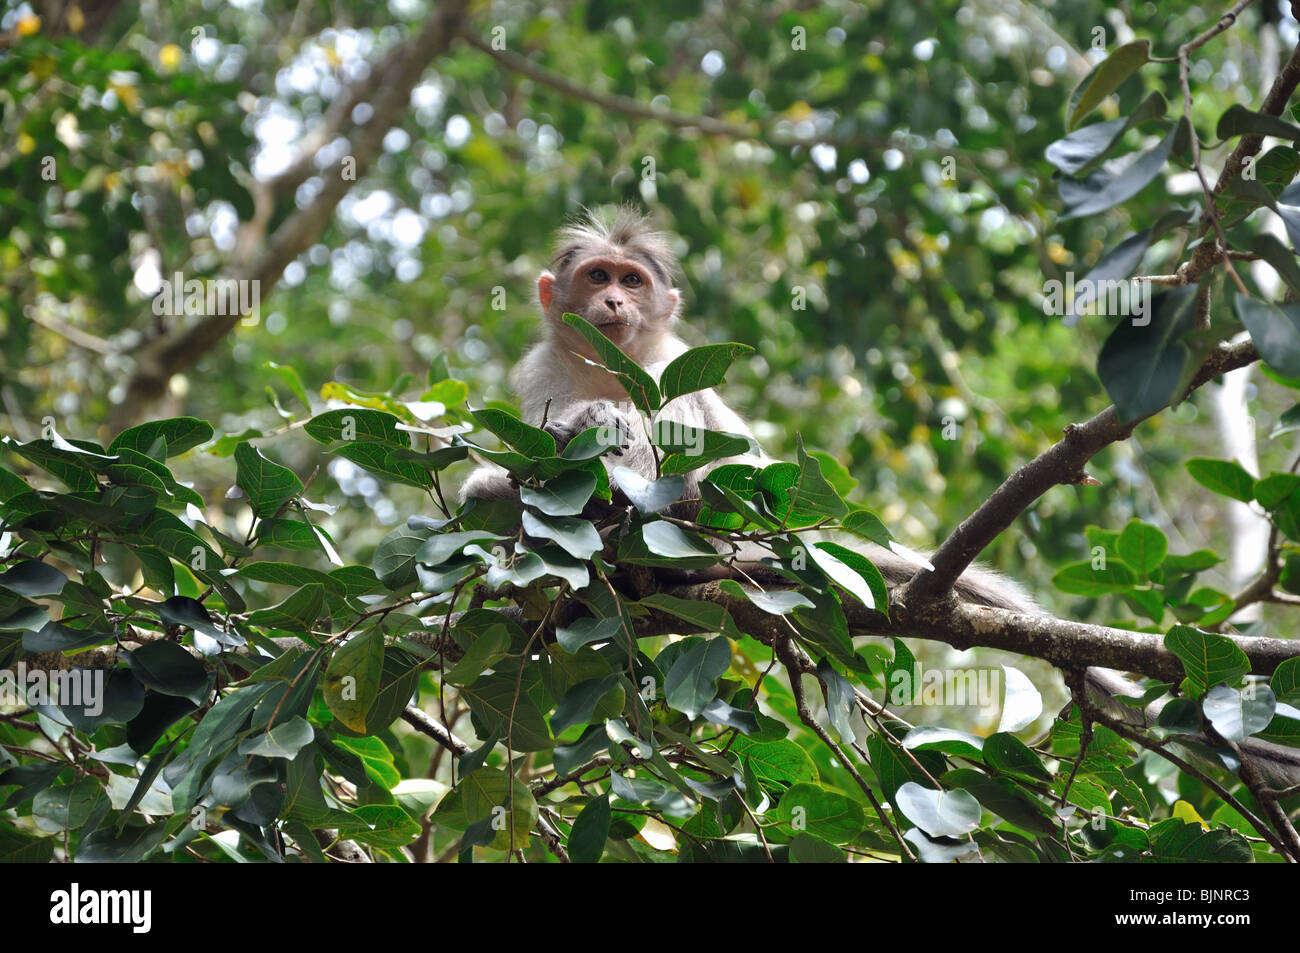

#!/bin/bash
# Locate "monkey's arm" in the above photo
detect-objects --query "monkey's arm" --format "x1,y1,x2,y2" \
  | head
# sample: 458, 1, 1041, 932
458, 460, 518, 504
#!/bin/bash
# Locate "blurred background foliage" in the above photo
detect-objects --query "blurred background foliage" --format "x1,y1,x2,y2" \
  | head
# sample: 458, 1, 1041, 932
3, 0, 1299, 633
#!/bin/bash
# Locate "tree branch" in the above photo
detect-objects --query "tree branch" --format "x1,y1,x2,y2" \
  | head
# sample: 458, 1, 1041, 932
456, 28, 908, 153
899, 337, 1259, 608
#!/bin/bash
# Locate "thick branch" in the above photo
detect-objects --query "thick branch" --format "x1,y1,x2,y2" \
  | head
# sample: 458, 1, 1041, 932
1212, 36, 1300, 197
652, 579, 1300, 684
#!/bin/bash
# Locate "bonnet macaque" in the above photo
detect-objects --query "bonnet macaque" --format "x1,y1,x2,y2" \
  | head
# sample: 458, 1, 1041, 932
459, 207, 1024, 609
459, 206, 756, 512
458, 207, 1300, 787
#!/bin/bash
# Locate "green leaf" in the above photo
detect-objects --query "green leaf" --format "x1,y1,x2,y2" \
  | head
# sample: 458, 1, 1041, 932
653, 423, 756, 475
264, 361, 311, 412
1146, 819, 1252, 862
124, 641, 211, 706
1066, 40, 1151, 130
839, 508, 893, 546
663, 636, 732, 719
443, 625, 512, 686
561, 313, 661, 414
1215, 104, 1300, 141
789, 833, 846, 862
698, 698, 761, 734
75, 822, 168, 863
771, 781, 866, 842
902, 727, 985, 758
658, 343, 754, 402
816, 658, 858, 744
459, 674, 553, 752
1046, 90, 1166, 174
568, 794, 611, 863
525, 544, 590, 590
1271, 657, 1300, 705
811, 541, 886, 610
303, 408, 408, 447
729, 736, 818, 786
235, 562, 344, 594
255, 518, 322, 552
1165, 625, 1251, 698
640, 520, 717, 563
788, 436, 848, 521
521, 510, 602, 560
1220, 146, 1300, 227
2, 436, 101, 491
471, 408, 557, 458
894, 781, 982, 838
1097, 285, 1202, 423
22, 620, 113, 653
1060, 118, 1183, 219
556, 616, 624, 653
237, 716, 315, 759
609, 466, 684, 514
519, 469, 598, 516
634, 593, 730, 632
1185, 458, 1256, 502
0, 561, 67, 597
717, 579, 813, 615
1162, 550, 1221, 573
417, 529, 505, 566
1236, 295, 1300, 378
551, 674, 624, 734
1051, 560, 1138, 596
324, 627, 385, 733
234, 442, 303, 518
982, 733, 1052, 782
246, 584, 325, 633
109, 417, 213, 458
159, 596, 237, 645
372, 521, 441, 589
1202, 684, 1276, 742
1251, 233, 1300, 299
1116, 520, 1167, 575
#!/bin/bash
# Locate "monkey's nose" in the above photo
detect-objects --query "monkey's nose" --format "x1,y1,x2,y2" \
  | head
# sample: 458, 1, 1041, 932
604, 298, 622, 312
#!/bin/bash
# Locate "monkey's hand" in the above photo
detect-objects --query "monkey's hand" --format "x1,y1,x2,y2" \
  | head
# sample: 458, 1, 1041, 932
544, 399, 634, 456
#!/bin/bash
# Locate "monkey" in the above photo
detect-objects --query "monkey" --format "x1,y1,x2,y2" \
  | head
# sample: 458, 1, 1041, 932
458, 206, 1300, 791
458, 206, 1030, 609
458, 206, 758, 513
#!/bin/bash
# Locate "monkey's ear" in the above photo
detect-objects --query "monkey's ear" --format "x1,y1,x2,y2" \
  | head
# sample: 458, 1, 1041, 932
537, 271, 555, 312
666, 288, 681, 320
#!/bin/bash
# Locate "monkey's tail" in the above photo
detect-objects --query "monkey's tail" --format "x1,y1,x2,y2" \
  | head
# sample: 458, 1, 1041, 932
1084, 668, 1300, 788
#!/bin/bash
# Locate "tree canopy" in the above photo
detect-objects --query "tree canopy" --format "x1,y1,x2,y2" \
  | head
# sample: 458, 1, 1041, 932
2, 0, 1300, 869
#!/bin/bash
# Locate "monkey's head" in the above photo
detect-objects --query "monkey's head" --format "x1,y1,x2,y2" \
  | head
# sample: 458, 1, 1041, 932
538, 206, 681, 362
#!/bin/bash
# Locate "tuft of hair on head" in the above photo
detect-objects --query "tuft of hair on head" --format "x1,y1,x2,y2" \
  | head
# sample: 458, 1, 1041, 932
552, 204, 680, 288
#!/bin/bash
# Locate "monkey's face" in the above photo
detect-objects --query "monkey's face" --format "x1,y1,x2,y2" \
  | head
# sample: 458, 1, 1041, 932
540, 253, 678, 354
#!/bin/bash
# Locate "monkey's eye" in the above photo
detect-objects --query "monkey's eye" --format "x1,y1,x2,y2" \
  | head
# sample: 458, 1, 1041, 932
621, 273, 643, 287
588, 268, 608, 283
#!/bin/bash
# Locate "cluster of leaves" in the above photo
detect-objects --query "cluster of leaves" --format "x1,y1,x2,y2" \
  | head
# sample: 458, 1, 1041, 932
1046, 39, 1300, 424
1051, 457, 1300, 757
0, 319, 1290, 862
